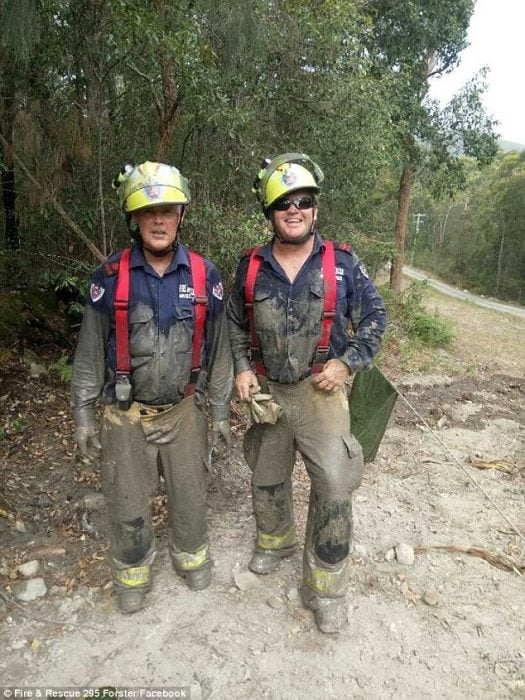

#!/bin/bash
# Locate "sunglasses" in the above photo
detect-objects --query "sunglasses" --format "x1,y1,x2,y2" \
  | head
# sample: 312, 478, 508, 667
273, 195, 315, 211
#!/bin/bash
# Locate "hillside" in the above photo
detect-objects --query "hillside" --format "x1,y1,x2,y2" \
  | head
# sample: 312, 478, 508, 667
1, 285, 524, 698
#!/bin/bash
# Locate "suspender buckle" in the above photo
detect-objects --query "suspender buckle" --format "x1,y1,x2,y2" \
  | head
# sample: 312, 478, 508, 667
115, 372, 132, 411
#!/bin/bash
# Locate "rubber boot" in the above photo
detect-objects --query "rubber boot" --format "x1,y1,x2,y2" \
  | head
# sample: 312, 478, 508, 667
302, 587, 348, 634
248, 545, 297, 575
116, 588, 147, 614
181, 562, 212, 591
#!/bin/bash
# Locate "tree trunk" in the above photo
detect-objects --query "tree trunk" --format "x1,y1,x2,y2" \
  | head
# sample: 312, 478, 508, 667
154, 1, 179, 161
495, 228, 505, 296
0, 81, 19, 250
390, 163, 414, 292
0, 164, 18, 249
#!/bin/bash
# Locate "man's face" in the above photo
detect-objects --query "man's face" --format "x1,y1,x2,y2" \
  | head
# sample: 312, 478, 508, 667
271, 189, 317, 242
132, 204, 183, 254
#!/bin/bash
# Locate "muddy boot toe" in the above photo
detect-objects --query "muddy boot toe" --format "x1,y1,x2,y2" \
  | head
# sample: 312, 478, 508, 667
302, 588, 347, 634
117, 588, 146, 615
248, 546, 296, 575
184, 563, 212, 591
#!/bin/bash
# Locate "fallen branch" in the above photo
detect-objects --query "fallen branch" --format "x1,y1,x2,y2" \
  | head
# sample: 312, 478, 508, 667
415, 545, 524, 574
0, 131, 105, 262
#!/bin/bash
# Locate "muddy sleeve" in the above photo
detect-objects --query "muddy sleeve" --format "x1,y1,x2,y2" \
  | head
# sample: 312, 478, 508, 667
340, 253, 387, 372
205, 264, 234, 421
225, 258, 252, 376
70, 303, 110, 424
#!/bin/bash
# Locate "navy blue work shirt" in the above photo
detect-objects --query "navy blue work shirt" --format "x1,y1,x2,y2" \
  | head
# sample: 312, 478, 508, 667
226, 234, 387, 383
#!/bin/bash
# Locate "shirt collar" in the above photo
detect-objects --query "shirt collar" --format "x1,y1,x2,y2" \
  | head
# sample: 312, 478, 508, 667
257, 232, 324, 262
129, 242, 190, 273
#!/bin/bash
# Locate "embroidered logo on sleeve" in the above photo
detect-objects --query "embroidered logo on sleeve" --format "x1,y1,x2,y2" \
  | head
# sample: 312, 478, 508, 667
335, 266, 344, 281
90, 283, 105, 303
358, 263, 369, 279
212, 282, 224, 300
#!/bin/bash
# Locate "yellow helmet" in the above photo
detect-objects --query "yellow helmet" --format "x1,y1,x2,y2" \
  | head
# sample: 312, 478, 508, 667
252, 153, 324, 212
113, 161, 191, 212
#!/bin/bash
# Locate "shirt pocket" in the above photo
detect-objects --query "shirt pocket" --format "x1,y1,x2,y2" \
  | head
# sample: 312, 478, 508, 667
128, 305, 156, 357
170, 303, 194, 353
253, 286, 276, 332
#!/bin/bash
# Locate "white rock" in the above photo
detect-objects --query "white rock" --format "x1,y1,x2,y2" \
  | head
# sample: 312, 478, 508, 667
353, 542, 368, 558
13, 578, 47, 602
189, 682, 202, 700
18, 560, 40, 578
422, 588, 440, 606
29, 362, 48, 379
286, 587, 300, 602
11, 639, 27, 650
385, 548, 396, 562
14, 521, 26, 533
233, 570, 261, 591
266, 595, 285, 610
83, 493, 106, 511
395, 543, 415, 566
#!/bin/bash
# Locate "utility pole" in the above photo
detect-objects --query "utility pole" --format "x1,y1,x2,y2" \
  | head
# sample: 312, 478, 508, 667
410, 212, 426, 266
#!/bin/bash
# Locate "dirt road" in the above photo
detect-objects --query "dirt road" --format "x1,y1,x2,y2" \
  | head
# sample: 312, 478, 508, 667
1, 289, 524, 698
404, 266, 525, 320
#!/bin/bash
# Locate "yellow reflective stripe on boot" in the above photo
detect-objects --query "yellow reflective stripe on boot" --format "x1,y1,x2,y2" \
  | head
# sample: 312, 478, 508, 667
304, 561, 350, 597
256, 526, 297, 551
173, 545, 209, 572
114, 565, 151, 588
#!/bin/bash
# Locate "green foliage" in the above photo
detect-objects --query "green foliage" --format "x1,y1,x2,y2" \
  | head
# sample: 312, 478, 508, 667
48, 354, 73, 383
43, 269, 90, 322
1, 417, 27, 439
382, 281, 454, 348
409, 151, 525, 302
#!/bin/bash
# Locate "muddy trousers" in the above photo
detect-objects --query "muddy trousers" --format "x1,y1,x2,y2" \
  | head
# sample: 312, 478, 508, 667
244, 377, 364, 599
100, 397, 209, 590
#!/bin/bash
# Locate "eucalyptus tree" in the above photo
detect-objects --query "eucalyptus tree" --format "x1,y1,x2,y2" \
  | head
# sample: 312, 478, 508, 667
365, 0, 498, 291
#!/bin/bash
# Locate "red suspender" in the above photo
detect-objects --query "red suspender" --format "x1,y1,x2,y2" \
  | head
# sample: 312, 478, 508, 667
244, 241, 337, 376
113, 247, 208, 404
311, 240, 336, 374
114, 247, 132, 377
185, 250, 208, 397
244, 246, 265, 375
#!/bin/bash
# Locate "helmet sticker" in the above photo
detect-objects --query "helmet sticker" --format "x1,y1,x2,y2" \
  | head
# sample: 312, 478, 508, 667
143, 183, 162, 201
280, 166, 297, 187
90, 283, 105, 303
212, 282, 224, 300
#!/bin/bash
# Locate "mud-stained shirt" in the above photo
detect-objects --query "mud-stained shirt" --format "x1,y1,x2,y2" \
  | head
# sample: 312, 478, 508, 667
71, 244, 233, 420
226, 235, 387, 383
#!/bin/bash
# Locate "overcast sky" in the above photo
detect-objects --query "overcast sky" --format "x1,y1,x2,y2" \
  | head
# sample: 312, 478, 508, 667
428, 0, 525, 144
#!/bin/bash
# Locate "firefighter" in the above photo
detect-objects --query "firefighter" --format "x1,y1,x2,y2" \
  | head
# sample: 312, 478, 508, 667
226, 153, 387, 634
71, 161, 233, 614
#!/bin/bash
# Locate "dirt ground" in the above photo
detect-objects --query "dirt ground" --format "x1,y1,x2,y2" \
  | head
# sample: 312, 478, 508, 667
0, 284, 524, 699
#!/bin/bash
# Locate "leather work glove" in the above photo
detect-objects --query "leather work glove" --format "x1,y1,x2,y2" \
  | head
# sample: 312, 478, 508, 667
249, 390, 283, 425
212, 419, 231, 446
74, 410, 101, 463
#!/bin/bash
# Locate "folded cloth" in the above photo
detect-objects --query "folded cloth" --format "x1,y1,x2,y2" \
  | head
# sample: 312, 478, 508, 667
249, 391, 283, 425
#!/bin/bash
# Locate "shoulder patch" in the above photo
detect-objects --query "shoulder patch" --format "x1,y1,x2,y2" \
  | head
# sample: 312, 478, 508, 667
212, 282, 224, 300
90, 282, 105, 303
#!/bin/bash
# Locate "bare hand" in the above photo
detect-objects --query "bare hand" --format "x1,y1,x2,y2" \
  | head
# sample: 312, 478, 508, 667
311, 359, 350, 393
235, 369, 260, 403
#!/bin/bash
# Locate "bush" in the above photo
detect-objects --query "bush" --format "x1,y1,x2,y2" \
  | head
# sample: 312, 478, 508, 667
381, 281, 454, 349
